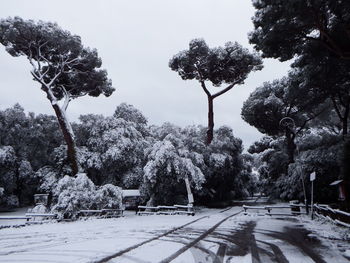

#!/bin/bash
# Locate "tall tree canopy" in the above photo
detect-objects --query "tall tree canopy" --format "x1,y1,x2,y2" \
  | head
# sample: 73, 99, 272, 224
242, 73, 325, 163
0, 17, 114, 175
291, 45, 350, 136
169, 38, 262, 144
249, 0, 350, 61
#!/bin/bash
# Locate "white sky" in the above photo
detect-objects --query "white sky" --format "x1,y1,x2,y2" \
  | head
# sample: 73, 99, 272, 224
0, 0, 291, 149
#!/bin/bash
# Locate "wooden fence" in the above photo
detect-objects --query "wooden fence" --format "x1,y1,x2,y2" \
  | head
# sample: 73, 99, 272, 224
313, 204, 350, 228
137, 205, 195, 216
242, 204, 307, 216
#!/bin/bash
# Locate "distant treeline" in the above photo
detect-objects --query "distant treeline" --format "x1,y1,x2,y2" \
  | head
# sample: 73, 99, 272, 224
0, 103, 255, 208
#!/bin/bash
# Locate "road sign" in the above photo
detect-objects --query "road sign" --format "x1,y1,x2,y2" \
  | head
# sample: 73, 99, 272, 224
310, 172, 316, 181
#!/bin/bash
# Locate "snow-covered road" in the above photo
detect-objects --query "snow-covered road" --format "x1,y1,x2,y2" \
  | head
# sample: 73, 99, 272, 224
0, 207, 349, 263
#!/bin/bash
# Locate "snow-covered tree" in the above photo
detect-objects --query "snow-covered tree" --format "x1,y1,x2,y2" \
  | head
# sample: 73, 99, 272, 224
143, 139, 205, 205
0, 146, 17, 206
242, 73, 327, 163
75, 105, 148, 186
0, 105, 63, 205
114, 103, 148, 136
143, 124, 249, 205
199, 126, 247, 203
169, 39, 263, 144
52, 173, 122, 219
0, 17, 114, 175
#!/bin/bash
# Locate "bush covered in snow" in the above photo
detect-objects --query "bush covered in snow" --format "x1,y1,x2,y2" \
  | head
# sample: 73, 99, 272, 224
96, 184, 123, 209
52, 173, 122, 219
36, 166, 60, 194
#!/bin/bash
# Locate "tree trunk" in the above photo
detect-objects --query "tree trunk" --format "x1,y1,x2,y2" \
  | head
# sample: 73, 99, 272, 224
184, 176, 194, 205
146, 194, 156, 207
41, 84, 79, 176
343, 118, 348, 137
286, 129, 296, 163
341, 138, 350, 211
331, 96, 349, 138
14, 164, 22, 206
342, 103, 349, 137
207, 96, 214, 145
51, 103, 79, 175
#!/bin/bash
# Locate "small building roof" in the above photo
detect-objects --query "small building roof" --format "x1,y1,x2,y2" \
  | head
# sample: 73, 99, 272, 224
330, 180, 343, 186
122, 189, 141, 197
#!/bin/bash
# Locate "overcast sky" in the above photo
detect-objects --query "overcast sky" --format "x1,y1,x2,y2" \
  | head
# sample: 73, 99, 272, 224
0, 0, 291, 149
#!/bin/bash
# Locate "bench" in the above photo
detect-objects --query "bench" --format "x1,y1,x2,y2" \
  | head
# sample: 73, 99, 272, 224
137, 206, 158, 215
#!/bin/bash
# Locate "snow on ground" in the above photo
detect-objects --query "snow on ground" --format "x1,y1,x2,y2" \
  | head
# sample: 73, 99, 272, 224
0, 206, 33, 227
299, 214, 350, 261
0, 208, 234, 263
1, 205, 349, 262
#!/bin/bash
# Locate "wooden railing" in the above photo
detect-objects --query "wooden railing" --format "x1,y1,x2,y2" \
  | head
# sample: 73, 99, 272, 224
242, 204, 307, 216
137, 205, 195, 216
78, 209, 124, 218
313, 204, 350, 227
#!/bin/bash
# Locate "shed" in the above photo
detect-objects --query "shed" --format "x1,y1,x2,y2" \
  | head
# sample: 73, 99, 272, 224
122, 189, 141, 210
330, 180, 346, 201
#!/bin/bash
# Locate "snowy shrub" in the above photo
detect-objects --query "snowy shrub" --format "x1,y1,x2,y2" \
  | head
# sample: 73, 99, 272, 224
29, 204, 48, 214
96, 184, 122, 209
0, 146, 16, 165
52, 173, 122, 219
52, 173, 96, 219
52, 145, 74, 174
209, 153, 227, 168
122, 167, 143, 189
36, 166, 60, 194
0, 187, 4, 206
78, 147, 103, 170
4, 195, 19, 207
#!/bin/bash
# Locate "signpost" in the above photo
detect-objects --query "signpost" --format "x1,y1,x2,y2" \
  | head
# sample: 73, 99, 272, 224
310, 172, 316, 219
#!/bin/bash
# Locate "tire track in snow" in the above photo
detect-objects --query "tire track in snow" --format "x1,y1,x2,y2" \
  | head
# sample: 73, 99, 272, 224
158, 210, 243, 263
93, 207, 239, 263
